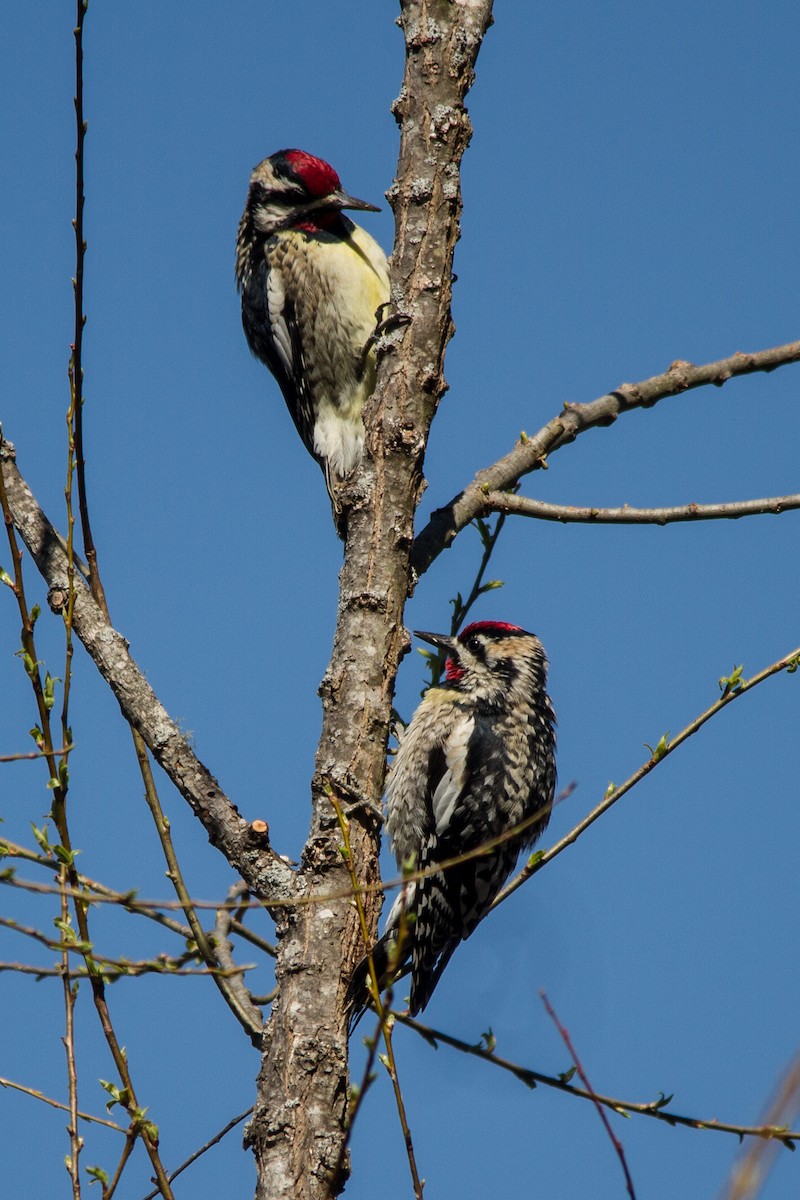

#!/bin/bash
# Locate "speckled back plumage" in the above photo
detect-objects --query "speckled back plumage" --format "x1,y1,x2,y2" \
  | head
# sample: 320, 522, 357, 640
348, 622, 557, 1022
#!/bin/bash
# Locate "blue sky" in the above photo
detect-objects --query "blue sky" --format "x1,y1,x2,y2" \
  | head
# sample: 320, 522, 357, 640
1, 4, 798, 1198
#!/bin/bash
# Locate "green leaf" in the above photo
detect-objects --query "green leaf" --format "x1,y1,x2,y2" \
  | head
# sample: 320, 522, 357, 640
142, 1120, 159, 1144
31, 823, 52, 852
645, 733, 670, 761
99, 1079, 122, 1110
480, 1028, 496, 1053
85, 1165, 109, 1186
0, 565, 13, 587
17, 649, 38, 678
718, 664, 744, 697
43, 672, 62, 711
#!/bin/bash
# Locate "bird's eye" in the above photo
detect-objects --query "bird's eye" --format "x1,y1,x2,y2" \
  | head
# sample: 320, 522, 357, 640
466, 635, 483, 654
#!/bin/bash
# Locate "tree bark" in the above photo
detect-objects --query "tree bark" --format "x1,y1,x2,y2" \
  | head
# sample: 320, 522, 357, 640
247, 3, 495, 1196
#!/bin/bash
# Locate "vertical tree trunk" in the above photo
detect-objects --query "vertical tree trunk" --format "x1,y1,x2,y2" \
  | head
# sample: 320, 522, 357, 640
247, 4, 495, 1197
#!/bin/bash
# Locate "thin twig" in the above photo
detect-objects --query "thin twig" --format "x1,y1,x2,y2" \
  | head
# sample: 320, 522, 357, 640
0, 443, 294, 904
396, 1015, 799, 1147
541, 990, 637, 1200
423, 513, 509, 688
719, 1049, 800, 1200
0, 1074, 125, 1132
0, 744, 74, 763
494, 646, 800, 908
139, 1108, 253, 1200
132, 735, 262, 1043
213, 883, 266, 1027
0, 960, 252, 980
328, 788, 423, 1200
61, 878, 82, 1200
484, 492, 800, 525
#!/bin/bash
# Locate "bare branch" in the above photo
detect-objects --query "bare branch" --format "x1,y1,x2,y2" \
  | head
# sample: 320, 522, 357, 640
0, 440, 294, 906
213, 884, 266, 1032
484, 492, 800, 525
721, 1049, 800, 1200
494, 645, 800, 908
412, 340, 800, 576
397, 1015, 800, 1148
542, 991, 638, 1200
139, 1107, 253, 1200
0, 1073, 125, 1132
0, 744, 74, 763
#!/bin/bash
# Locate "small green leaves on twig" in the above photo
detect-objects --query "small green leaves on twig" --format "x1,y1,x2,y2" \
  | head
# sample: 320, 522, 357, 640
43, 672, 61, 712
31, 824, 54, 855
100, 1080, 130, 1113
644, 733, 670, 762
718, 665, 744, 698
479, 1028, 496, 1053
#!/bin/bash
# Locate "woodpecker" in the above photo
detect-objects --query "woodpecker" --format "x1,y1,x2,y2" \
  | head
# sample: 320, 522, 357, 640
235, 149, 390, 530
348, 621, 557, 1022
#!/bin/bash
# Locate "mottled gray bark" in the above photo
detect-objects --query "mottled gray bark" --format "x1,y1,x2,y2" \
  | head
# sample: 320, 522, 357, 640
247, 3, 495, 1196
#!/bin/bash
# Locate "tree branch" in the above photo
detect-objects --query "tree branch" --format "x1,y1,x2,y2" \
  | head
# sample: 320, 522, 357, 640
484, 492, 800, 525
412, 340, 800, 576
0, 440, 294, 906
494, 647, 800, 909
397, 1015, 800, 1148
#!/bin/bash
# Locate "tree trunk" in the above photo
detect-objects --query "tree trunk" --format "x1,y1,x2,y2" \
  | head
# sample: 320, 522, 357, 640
246, 3, 495, 1196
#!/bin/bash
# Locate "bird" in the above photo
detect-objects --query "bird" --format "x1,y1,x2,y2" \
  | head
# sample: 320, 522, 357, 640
347, 621, 557, 1022
235, 149, 390, 531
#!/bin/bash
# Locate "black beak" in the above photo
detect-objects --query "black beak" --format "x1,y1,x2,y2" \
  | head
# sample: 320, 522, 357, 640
414, 631, 456, 653
330, 187, 381, 213
297, 189, 381, 224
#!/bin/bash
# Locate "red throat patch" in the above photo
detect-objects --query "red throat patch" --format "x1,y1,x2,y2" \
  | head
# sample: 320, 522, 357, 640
444, 657, 465, 683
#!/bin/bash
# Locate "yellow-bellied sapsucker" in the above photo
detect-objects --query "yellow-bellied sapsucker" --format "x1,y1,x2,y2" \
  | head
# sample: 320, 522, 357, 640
348, 621, 557, 1021
235, 149, 389, 530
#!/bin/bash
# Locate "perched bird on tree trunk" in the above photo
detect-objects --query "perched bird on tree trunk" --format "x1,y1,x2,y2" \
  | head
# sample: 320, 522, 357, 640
347, 621, 557, 1022
235, 149, 389, 533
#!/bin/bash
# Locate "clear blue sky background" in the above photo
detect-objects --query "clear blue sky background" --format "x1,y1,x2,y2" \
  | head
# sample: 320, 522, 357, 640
1, 4, 798, 1198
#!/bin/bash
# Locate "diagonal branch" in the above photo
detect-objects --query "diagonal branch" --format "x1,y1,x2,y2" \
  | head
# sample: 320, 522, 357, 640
493, 646, 800, 909
0, 439, 294, 905
397, 1014, 800, 1148
412, 339, 800, 577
